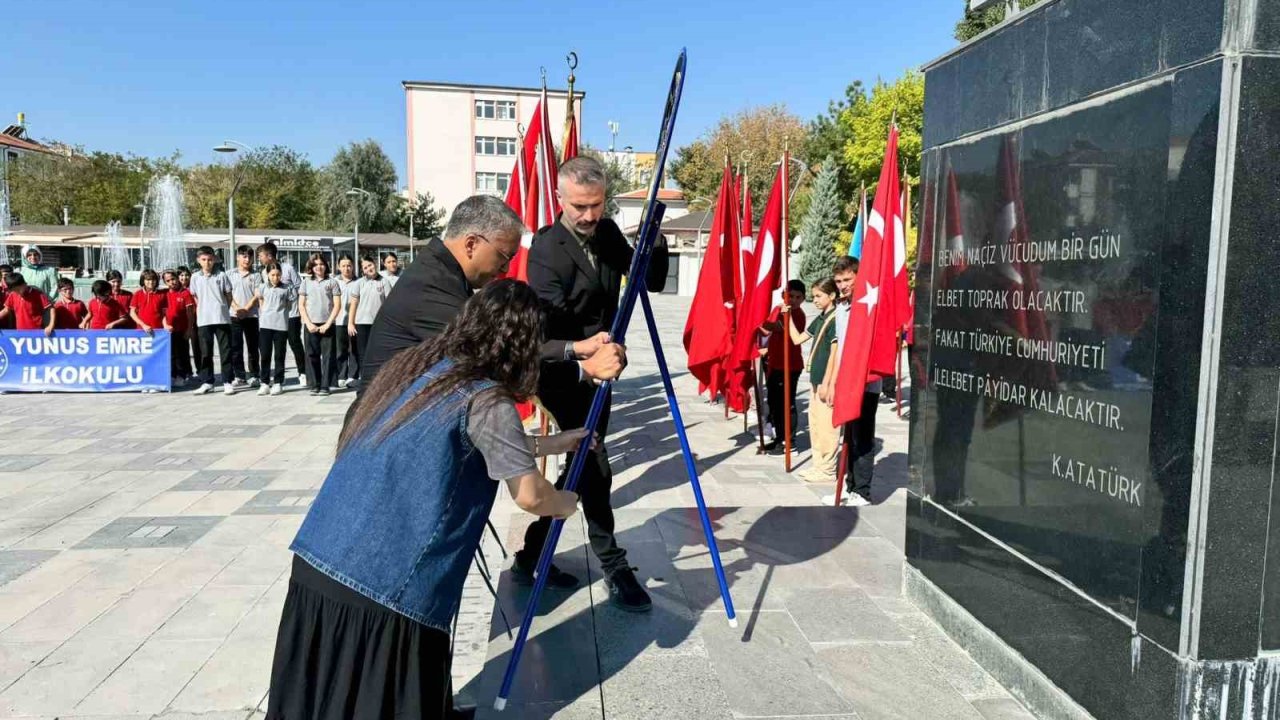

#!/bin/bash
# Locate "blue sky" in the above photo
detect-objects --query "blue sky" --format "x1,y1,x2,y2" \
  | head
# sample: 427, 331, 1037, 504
6, 0, 961, 183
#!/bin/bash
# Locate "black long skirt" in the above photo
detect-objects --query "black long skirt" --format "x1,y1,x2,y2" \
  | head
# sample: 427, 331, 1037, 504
266, 555, 452, 719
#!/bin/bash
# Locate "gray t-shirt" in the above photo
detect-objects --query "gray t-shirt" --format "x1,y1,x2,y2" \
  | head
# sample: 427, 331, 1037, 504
256, 284, 297, 332
301, 277, 340, 324
228, 269, 263, 318
336, 276, 358, 325
262, 261, 304, 318
351, 276, 391, 325
380, 269, 400, 288
189, 270, 233, 327
467, 391, 537, 482
832, 300, 881, 393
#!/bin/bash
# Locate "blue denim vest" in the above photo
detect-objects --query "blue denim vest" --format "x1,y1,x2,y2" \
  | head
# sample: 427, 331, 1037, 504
291, 360, 499, 632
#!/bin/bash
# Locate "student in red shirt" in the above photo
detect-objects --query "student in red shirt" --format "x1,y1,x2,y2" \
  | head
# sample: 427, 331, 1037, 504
0, 264, 12, 330
52, 277, 88, 329
759, 279, 807, 452
164, 270, 196, 385
87, 279, 128, 330
106, 270, 135, 330
129, 269, 170, 335
0, 272, 55, 335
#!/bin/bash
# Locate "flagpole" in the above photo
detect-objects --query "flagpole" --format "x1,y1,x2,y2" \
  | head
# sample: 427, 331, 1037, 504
896, 174, 910, 419
781, 147, 793, 473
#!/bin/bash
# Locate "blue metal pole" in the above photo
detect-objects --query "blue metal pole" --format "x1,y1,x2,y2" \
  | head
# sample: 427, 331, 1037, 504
638, 289, 736, 626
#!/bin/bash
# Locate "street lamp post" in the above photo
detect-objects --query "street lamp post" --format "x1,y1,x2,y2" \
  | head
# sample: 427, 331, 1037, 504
214, 140, 255, 267
346, 188, 373, 262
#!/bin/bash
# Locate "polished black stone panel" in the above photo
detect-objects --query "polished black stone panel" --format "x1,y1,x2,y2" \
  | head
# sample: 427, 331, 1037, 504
1252, 0, 1280, 50
907, 495, 1182, 720
1203, 56, 1280, 655
921, 0, 1226, 146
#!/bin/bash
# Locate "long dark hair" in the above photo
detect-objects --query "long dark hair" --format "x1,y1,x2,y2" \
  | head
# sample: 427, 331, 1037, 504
337, 279, 544, 454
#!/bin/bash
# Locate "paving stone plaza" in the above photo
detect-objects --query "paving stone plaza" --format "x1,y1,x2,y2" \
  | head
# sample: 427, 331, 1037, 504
0, 295, 1035, 719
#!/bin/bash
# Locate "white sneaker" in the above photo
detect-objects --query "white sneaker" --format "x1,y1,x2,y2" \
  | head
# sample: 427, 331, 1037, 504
848, 494, 872, 507
256, 385, 269, 396
820, 493, 847, 507
193, 383, 213, 395
337, 378, 348, 389
231, 378, 248, 389
223, 384, 235, 396
270, 384, 283, 396
248, 376, 260, 387
298, 374, 307, 387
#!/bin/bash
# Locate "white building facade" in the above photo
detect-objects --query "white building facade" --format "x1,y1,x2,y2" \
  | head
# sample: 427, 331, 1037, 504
403, 81, 584, 217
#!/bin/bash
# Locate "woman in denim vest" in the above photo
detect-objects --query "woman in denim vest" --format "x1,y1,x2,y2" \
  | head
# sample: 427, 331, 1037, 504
268, 280, 585, 719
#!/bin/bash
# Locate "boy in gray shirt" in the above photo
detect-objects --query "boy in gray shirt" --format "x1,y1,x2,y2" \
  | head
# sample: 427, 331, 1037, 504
228, 245, 264, 388
189, 245, 237, 395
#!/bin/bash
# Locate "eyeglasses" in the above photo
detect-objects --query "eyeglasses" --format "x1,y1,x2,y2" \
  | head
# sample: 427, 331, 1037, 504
475, 234, 514, 268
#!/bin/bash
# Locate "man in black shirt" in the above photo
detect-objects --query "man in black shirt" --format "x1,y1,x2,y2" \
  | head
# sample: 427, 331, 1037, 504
358, 195, 626, 392
514, 156, 669, 612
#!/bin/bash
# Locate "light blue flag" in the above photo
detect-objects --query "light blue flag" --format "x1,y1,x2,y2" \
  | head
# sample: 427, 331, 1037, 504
848, 188, 867, 259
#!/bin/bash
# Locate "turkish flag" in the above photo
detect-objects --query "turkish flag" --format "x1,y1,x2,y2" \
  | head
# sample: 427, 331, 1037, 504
501, 91, 560, 283
685, 164, 742, 406
832, 125, 904, 426
728, 163, 785, 373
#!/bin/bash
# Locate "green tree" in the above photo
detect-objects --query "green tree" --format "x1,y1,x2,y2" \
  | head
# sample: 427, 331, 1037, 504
954, 0, 1042, 42
670, 105, 806, 217
796, 156, 841, 292
320, 140, 400, 233
236, 146, 321, 229
397, 191, 446, 241
8, 148, 170, 227
802, 81, 866, 212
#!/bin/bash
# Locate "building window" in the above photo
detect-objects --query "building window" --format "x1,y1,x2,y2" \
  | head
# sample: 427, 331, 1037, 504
475, 100, 517, 120
475, 136, 518, 156
475, 172, 511, 195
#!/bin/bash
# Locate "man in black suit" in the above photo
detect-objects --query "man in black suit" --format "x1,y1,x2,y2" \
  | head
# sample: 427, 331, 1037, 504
513, 156, 669, 612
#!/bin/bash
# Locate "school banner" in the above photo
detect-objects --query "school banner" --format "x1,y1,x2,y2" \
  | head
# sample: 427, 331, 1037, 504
0, 331, 172, 393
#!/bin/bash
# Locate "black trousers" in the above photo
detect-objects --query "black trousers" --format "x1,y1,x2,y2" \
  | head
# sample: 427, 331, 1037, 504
305, 326, 336, 390
842, 391, 880, 499
230, 317, 260, 380
354, 324, 375, 381
287, 316, 306, 378
766, 370, 802, 442
259, 328, 289, 386
197, 324, 233, 386
335, 325, 357, 381
518, 384, 627, 576
170, 329, 192, 378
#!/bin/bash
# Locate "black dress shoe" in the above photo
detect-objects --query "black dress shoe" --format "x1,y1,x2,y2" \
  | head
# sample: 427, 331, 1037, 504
447, 703, 477, 720
606, 567, 652, 612
510, 559, 580, 589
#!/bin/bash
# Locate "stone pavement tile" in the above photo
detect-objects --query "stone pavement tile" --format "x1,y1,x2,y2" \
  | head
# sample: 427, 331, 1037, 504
10, 488, 114, 521
260, 516, 303, 548
0, 491, 65, 518
0, 548, 113, 602
0, 456, 57, 473
785, 587, 910, 644
173, 471, 280, 492
816, 643, 986, 720
179, 491, 257, 516
600, 653, 734, 720
129, 453, 228, 473
168, 595, 280, 715
75, 516, 224, 550
262, 470, 329, 491
126, 491, 211, 517
74, 638, 222, 716
0, 641, 58, 693
208, 544, 291, 587
138, 546, 243, 590
10, 518, 113, 550
78, 438, 177, 455
74, 584, 200, 643
65, 490, 168, 522
0, 637, 140, 716
154, 584, 268, 641
892, 611, 1013, 701
476, 697, 604, 720
232, 490, 316, 515
156, 711, 257, 719
75, 548, 183, 591
185, 425, 274, 439
248, 452, 335, 471
0, 550, 58, 587
0, 520, 48, 550
829, 537, 905, 599
278, 413, 344, 426
189, 516, 277, 549
971, 697, 1038, 719
0, 578, 128, 643
700, 611, 855, 717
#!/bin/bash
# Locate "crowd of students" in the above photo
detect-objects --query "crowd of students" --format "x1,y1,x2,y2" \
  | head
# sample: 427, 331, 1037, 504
755, 255, 894, 507
0, 242, 405, 397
